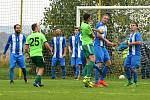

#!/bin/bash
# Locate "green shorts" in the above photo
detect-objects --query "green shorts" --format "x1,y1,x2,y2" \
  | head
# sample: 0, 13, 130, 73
30, 56, 45, 68
82, 44, 95, 58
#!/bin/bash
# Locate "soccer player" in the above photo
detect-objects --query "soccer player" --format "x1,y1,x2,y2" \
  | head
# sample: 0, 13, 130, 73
81, 13, 95, 87
50, 29, 67, 79
25, 23, 51, 87
124, 22, 142, 86
68, 27, 82, 80
93, 14, 117, 87
3, 24, 27, 84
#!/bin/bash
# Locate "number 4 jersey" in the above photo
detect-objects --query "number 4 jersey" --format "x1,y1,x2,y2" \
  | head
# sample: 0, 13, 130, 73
26, 32, 47, 57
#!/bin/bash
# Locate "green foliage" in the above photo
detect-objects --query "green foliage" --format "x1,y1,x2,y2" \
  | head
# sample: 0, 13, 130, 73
43, 0, 97, 37
43, 0, 150, 39
40, 0, 150, 76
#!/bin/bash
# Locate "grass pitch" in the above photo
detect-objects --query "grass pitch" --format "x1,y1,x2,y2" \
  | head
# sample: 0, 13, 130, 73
0, 79, 150, 100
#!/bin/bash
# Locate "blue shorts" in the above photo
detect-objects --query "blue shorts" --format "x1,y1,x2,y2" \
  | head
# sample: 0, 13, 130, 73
94, 45, 103, 63
94, 46, 110, 63
71, 57, 82, 66
10, 53, 25, 69
124, 55, 141, 68
52, 57, 65, 67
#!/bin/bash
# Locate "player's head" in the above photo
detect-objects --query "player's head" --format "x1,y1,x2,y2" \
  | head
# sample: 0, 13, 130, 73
101, 14, 109, 24
32, 23, 40, 32
14, 24, 21, 34
83, 13, 92, 23
74, 27, 79, 35
130, 22, 138, 32
55, 29, 62, 36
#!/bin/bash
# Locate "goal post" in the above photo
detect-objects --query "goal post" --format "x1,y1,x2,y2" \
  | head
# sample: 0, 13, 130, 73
76, 6, 150, 27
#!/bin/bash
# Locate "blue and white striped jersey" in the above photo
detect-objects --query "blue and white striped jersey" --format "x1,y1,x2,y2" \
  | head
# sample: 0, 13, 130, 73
50, 36, 67, 58
128, 32, 142, 55
94, 21, 107, 47
3, 33, 26, 55
68, 32, 81, 58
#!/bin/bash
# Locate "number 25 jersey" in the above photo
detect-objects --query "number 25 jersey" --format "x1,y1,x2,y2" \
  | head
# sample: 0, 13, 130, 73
26, 32, 47, 57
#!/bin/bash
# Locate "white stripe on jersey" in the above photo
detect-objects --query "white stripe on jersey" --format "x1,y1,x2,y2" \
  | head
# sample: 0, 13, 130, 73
19, 34, 23, 55
71, 36, 75, 57
79, 34, 83, 50
53, 37, 57, 58
100, 34, 105, 46
59, 37, 63, 58
98, 25, 107, 46
128, 33, 136, 55
131, 33, 136, 55
78, 40, 81, 58
12, 34, 16, 54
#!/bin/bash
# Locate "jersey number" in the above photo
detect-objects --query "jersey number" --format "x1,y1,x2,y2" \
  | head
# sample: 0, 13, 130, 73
30, 37, 39, 46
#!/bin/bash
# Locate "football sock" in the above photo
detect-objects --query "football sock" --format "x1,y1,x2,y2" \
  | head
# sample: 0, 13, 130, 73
10, 68, 14, 81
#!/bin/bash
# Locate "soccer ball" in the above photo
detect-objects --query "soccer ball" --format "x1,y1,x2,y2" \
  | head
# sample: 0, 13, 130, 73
119, 75, 125, 79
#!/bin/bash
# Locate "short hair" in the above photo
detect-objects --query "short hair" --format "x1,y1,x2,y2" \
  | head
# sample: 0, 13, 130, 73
32, 23, 37, 31
74, 27, 79, 31
83, 13, 91, 21
14, 24, 20, 29
131, 22, 138, 27
102, 14, 110, 18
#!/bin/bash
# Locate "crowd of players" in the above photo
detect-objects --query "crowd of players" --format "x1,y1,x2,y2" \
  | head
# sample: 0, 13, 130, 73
3, 13, 143, 88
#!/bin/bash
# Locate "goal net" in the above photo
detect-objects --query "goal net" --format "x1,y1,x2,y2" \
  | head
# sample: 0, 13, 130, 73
76, 6, 150, 79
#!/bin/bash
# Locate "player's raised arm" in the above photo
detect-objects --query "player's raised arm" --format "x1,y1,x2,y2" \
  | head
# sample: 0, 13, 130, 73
93, 29, 117, 47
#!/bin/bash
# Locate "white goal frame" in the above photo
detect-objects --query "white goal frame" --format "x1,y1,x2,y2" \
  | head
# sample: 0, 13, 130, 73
76, 6, 150, 27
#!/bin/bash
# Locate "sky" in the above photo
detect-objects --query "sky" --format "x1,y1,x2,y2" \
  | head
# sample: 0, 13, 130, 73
0, 0, 50, 26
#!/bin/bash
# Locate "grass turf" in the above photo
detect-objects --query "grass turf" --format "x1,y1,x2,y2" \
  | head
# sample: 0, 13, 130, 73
0, 79, 150, 100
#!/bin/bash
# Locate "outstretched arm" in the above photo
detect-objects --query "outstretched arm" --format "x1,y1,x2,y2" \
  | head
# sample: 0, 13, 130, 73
93, 29, 117, 46
128, 41, 142, 46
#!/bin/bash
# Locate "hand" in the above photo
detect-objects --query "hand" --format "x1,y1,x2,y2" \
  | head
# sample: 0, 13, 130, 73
125, 40, 129, 45
69, 50, 72, 54
3, 54, 6, 59
92, 28, 96, 31
63, 54, 66, 58
69, 50, 72, 57
26, 57, 31, 63
128, 43, 132, 47
49, 49, 53, 55
112, 43, 117, 47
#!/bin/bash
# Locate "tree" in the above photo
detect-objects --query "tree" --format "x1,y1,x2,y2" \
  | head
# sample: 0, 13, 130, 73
43, 0, 97, 38
41, 0, 150, 75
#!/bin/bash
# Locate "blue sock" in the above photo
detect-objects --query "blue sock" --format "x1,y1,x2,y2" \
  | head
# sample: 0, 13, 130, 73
10, 68, 14, 81
95, 68, 100, 84
93, 64, 100, 72
51, 66, 55, 79
124, 67, 132, 82
75, 65, 80, 78
21, 68, 27, 79
61, 66, 66, 79
131, 68, 137, 83
100, 66, 108, 80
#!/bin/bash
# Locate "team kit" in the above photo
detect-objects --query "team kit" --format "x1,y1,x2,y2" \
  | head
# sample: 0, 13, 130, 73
3, 13, 142, 88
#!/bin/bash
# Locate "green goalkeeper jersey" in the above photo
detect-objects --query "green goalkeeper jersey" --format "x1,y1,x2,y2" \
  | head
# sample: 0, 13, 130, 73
26, 32, 47, 57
